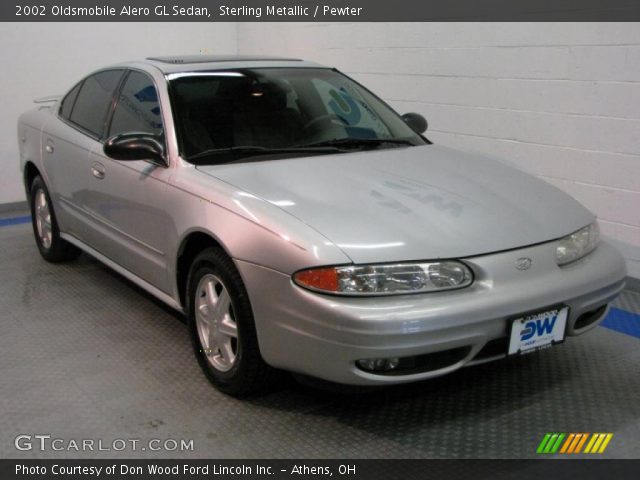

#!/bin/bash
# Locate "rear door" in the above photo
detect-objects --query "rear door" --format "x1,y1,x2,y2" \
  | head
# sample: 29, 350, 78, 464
43, 70, 124, 241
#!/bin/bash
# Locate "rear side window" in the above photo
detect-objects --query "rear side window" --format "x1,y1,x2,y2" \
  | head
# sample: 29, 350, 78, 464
59, 82, 82, 120
109, 71, 163, 137
69, 70, 123, 137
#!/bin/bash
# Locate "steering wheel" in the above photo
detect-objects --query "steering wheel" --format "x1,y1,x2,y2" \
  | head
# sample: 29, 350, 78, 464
303, 113, 345, 131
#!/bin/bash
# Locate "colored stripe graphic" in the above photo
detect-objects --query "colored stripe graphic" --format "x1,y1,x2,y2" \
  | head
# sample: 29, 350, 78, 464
544, 433, 559, 453
584, 433, 598, 453
559, 433, 575, 453
584, 433, 614, 454
537, 433, 565, 454
536, 434, 552, 454
550, 433, 565, 453
574, 433, 589, 453
598, 434, 613, 453
568, 433, 584, 453
538, 433, 613, 454
591, 434, 606, 453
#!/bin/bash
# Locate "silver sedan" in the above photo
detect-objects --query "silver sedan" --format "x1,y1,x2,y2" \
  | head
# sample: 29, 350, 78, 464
18, 55, 627, 395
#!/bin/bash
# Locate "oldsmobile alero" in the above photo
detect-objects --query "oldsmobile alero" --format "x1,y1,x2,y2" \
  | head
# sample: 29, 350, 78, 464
18, 55, 627, 394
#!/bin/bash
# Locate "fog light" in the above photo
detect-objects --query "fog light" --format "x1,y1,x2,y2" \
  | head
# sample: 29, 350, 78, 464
356, 357, 400, 372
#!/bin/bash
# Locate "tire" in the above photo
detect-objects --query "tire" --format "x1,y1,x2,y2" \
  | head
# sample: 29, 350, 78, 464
29, 175, 80, 263
186, 247, 276, 396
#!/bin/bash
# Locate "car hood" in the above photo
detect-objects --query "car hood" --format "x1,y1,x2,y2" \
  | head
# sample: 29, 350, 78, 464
196, 145, 594, 264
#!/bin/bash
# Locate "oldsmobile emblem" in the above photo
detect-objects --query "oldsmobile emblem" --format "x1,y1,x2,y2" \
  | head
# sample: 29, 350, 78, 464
515, 257, 532, 270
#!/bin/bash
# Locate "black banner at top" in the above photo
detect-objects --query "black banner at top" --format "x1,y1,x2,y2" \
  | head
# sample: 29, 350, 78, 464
5, 0, 640, 22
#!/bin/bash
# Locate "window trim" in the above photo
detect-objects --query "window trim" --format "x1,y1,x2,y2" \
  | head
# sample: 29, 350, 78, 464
57, 68, 126, 141
56, 68, 169, 168
165, 67, 346, 159
104, 67, 169, 168
166, 66, 430, 161
58, 80, 83, 122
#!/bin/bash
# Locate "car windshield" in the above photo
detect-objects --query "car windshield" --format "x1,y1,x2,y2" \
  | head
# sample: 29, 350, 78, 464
167, 67, 428, 163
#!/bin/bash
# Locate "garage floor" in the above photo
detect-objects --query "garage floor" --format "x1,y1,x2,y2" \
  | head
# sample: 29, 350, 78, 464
1, 213, 639, 459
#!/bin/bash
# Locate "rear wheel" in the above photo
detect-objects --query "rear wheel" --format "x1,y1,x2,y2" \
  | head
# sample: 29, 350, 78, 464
29, 176, 80, 263
186, 247, 276, 396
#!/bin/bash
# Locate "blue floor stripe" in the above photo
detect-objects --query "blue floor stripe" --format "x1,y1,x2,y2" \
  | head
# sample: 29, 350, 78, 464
0, 216, 31, 227
601, 307, 640, 339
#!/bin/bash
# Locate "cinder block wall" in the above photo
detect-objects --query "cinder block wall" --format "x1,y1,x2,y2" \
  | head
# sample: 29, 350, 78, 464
238, 23, 640, 277
3, 23, 638, 277
0, 22, 237, 206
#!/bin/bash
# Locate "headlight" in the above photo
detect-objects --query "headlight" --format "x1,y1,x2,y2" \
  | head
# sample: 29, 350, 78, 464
293, 261, 473, 296
556, 221, 600, 266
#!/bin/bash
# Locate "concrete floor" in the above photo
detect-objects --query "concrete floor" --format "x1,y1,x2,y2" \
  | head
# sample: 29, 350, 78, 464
1, 219, 639, 459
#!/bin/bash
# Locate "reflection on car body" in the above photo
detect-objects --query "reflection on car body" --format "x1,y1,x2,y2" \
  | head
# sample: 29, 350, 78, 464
18, 55, 626, 395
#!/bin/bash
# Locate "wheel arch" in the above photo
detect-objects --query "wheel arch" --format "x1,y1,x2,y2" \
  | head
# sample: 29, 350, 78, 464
24, 161, 41, 193
175, 229, 236, 310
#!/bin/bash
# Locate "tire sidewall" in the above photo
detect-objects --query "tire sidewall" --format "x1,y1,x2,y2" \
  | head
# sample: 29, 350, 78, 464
186, 249, 252, 391
29, 176, 58, 260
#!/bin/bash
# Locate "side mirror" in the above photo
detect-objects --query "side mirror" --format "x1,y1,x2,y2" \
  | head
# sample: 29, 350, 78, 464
103, 133, 165, 165
402, 112, 428, 134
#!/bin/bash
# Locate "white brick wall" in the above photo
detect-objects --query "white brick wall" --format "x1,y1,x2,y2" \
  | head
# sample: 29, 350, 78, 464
238, 22, 640, 277
3, 23, 638, 277
0, 22, 237, 206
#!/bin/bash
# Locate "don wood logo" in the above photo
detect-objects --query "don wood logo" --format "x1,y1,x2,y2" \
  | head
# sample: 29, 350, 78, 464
537, 433, 613, 454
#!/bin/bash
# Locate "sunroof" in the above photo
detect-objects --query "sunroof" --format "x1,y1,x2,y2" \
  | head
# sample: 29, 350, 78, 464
147, 55, 302, 65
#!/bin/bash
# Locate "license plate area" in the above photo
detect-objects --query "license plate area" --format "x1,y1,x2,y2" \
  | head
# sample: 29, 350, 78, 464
508, 306, 569, 355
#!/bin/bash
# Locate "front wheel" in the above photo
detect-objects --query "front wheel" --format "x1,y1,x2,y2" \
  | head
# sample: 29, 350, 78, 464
29, 176, 80, 263
186, 247, 276, 396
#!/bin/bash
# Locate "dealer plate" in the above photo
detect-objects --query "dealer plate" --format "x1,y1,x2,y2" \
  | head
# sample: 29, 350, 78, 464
508, 306, 569, 355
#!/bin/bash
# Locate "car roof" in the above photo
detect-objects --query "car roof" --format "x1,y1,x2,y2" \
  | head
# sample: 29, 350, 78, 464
120, 55, 328, 74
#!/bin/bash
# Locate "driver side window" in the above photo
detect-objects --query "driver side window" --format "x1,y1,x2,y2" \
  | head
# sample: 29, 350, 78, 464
109, 71, 163, 137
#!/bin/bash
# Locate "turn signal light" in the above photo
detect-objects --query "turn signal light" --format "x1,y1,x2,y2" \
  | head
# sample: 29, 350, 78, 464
293, 261, 473, 296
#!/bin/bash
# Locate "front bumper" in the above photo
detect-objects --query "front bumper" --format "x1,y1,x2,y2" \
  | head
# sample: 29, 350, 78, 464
236, 240, 626, 385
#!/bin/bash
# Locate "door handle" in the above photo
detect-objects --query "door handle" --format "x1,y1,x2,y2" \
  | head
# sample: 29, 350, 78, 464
91, 162, 106, 180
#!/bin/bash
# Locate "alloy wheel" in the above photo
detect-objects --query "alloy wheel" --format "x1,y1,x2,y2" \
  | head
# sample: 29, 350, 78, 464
34, 188, 52, 249
195, 273, 239, 372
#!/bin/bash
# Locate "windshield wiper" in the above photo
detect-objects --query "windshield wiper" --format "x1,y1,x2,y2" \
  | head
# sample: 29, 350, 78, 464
186, 138, 416, 164
187, 145, 342, 164
296, 138, 417, 150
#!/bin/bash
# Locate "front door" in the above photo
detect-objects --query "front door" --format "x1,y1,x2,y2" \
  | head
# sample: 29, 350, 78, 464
83, 70, 174, 293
